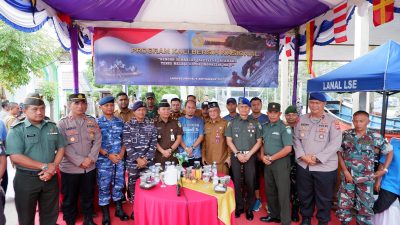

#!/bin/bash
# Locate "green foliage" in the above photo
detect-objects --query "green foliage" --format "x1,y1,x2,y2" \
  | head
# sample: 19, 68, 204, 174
39, 81, 57, 102
0, 21, 64, 92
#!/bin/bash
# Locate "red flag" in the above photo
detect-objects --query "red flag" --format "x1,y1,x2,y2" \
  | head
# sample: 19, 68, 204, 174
372, 0, 394, 26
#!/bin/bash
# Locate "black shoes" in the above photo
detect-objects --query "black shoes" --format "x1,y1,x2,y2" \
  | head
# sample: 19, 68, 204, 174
234, 209, 244, 218
115, 200, 129, 221
291, 209, 300, 222
260, 215, 281, 223
301, 217, 311, 225
245, 211, 254, 221
101, 205, 111, 225
83, 215, 97, 225
130, 212, 135, 220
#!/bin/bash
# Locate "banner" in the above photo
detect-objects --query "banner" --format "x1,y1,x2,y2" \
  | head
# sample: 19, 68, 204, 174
94, 28, 279, 87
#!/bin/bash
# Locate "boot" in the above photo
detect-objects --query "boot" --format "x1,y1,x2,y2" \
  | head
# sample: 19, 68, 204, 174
101, 205, 111, 225
291, 206, 300, 222
83, 215, 97, 225
115, 200, 129, 221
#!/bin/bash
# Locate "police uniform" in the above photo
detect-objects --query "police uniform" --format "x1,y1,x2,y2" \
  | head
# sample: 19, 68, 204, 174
58, 94, 102, 225
293, 93, 342, 225
123, 101, 157, 204
6, 94, 66, 225
337, 129, 392, 225
225, 97, 262, 215
261, 104, 292, 225
154, 117, 183, 167
202, 102, 229, 175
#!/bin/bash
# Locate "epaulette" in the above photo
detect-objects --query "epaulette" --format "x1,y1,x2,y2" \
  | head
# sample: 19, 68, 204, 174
86, 114, 96, 119
10, 121, 24, 129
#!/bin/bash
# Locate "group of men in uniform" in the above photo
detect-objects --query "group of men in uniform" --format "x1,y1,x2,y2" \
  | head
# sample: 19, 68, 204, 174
3, 90, 395, 225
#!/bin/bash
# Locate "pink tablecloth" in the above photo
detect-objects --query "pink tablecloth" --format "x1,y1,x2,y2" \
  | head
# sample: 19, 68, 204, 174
134, 181, 235, 225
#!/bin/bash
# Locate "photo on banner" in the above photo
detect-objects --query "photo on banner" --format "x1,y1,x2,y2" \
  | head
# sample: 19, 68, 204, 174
93, 28, 279, 87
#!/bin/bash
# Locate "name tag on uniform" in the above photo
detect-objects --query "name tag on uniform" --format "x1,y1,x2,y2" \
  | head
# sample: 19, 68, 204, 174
272, 132, 280, 136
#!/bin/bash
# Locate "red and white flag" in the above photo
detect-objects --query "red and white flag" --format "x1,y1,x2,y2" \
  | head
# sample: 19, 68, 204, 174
284, 36, 292, 57
333, 1, 348, 43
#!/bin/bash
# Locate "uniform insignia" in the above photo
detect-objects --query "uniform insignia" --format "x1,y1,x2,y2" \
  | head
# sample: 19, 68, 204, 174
258, 124, 262, 129
334, 120, 341, 130
177, 122, 182, 127
286, 127, 292, 135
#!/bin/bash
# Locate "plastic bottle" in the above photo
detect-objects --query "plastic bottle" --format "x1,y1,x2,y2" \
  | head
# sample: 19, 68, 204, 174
212, 161, 218, 178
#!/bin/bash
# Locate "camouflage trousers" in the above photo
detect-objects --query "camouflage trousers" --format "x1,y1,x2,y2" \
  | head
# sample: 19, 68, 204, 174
336, 178, 374, 225
97, 161, 125, 206
127, 165, 147, 204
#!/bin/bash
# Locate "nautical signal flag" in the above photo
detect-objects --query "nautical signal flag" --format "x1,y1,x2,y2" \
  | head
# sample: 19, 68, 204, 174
372, 0, 394, 26
333, 1, 348, 43
285, 36, 292, 57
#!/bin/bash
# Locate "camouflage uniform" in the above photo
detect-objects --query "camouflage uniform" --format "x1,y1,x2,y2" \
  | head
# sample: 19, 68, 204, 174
123, 118, 157, 203
96, 115, 125, 206
337, 129, 392, 225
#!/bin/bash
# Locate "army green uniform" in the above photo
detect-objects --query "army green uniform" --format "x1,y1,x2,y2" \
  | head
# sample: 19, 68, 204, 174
6, 119, 66, 225
225, 116, 262, 212
262, 119, 292, 225
146, 105, 158, 122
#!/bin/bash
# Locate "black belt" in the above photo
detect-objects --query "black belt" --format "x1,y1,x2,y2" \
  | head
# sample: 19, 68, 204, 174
16, 168, 41, 176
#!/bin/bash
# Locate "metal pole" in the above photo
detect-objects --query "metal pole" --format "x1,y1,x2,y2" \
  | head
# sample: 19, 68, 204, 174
380, 91, 389, 137
69, 25, 79, 94
292, 30, 300, 106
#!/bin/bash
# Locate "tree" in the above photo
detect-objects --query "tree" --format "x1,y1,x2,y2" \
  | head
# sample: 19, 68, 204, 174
39, 81, 57, 120
0, 21, 63, 92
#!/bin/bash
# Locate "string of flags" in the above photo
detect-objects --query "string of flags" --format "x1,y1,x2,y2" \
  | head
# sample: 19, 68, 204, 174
281, 0, 400, 77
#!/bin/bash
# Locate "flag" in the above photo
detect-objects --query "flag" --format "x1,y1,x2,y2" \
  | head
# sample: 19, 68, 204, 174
333, 1, 348, 43
306, 20, 315, 77
285, 36, 292, 57
372, 0, 394, 26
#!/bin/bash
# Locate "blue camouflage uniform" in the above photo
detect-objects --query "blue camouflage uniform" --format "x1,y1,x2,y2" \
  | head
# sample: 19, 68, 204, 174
96, 115, 125, 206
337, 129, 392, 225
123, 117, 157, 203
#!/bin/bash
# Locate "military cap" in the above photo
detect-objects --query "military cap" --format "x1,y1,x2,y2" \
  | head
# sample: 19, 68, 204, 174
285, 105, 298, 114
238, 97, 251, 107
132, 101, 146, 111
158, 101, 170, 108
160, 99, 168, 103
99, 96, 114, 106
309, 92, 327, 102
226, 98, 237, 104
24, 93, 45, 106
201, 101, 209, 109
69, 93, 87, 102
208, 102, 219, 109
268, 102, 281, 112
145, 92, 155, 99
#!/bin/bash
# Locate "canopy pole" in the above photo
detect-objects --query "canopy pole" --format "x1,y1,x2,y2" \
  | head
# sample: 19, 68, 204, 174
292, 29, 300, 106
69, 25, 79, 94
380, 91, 389, 137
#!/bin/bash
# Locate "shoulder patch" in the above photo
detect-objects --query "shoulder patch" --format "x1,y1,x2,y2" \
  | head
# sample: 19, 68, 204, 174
286, 126, 292, 135
10, 121, 24, 128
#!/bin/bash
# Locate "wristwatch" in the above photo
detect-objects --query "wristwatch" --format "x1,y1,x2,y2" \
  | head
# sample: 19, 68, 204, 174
104, 152, 109, 157
41, 164, 48, 171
